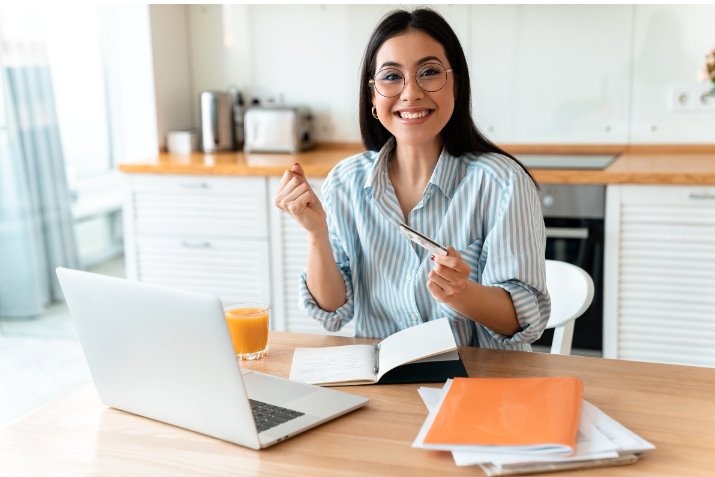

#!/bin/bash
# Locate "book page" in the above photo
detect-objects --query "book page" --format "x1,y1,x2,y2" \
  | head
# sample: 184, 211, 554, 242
376, 319, 457, 381
289, 344, 376, 385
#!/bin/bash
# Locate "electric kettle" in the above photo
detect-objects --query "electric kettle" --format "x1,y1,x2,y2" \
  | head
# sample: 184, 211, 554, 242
200, 91, 234, 152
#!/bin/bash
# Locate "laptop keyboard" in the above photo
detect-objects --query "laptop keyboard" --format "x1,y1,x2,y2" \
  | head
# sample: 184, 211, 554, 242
249, 399, 305, 433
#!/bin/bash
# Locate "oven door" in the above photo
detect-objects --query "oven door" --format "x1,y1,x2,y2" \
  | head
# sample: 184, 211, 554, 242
533, 217, 604, 353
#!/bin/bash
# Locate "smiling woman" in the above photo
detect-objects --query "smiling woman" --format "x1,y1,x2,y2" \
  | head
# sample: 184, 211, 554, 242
273, 8, 551, 351
370, 32, 455, 153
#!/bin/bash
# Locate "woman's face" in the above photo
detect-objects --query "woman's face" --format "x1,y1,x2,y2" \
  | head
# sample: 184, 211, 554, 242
372, 29, 455, 149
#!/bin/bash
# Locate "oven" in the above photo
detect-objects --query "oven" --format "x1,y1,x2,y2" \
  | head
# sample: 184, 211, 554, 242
532, 184, 605, 353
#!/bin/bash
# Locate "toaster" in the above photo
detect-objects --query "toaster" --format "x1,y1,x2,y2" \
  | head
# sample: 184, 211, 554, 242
243, 106, 313, 153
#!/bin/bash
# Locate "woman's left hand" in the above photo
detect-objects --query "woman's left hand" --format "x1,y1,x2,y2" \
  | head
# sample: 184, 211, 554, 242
427, 247, 472, 304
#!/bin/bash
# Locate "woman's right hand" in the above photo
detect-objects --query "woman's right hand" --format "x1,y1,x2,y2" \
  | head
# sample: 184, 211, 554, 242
274, 163, 327, 236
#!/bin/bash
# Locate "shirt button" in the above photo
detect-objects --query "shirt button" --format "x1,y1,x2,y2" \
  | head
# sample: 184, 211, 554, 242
406, 275, 412, 282
411, 315, 420, 322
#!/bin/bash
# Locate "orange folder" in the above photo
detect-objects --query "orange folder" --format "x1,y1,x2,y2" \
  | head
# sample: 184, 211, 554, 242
423, 377, 583, 450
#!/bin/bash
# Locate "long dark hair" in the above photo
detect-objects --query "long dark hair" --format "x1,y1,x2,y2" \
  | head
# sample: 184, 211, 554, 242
358, 8, 537, 187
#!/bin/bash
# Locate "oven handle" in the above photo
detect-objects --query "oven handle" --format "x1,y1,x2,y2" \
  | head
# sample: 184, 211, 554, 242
545, 227, 589, 239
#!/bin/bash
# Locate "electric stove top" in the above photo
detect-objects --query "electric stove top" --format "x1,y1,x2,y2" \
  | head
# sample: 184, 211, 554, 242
514, 154, 617, 170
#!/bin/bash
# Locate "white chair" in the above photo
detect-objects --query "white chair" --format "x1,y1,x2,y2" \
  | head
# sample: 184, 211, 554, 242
544, 259, 595, 355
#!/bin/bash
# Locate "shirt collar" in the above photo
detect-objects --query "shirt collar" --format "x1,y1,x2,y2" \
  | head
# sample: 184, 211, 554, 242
427, 146, 460, 199
363, 137, 460, 200
363, 137, 395, 191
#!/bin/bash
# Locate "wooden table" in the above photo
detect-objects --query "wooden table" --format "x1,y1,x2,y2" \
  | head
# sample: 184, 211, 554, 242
2, 332, 714, 476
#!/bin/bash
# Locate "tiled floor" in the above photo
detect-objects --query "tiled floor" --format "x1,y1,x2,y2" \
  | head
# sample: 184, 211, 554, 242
0, 257, 125, 428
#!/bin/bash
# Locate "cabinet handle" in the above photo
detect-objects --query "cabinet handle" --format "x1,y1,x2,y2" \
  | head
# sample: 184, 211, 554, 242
179, 181, 209, 189
181, 240, 212, 249
688, 192, 715, 200
545, 227, 589, 239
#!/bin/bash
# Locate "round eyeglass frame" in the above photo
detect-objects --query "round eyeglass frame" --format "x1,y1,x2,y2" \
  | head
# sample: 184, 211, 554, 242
369, 63, 453, 98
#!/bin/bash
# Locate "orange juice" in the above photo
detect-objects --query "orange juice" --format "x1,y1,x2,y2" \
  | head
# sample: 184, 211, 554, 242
224, 304, 269, 360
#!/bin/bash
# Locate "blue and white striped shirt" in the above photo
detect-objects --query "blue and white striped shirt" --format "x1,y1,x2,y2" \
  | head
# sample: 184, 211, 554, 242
298, 139, 550, 350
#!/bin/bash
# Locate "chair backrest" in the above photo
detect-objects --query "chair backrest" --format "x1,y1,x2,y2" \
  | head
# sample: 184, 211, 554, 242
544, 260, 595, 355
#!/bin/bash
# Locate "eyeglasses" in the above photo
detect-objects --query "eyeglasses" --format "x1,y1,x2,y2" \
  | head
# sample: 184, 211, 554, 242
369, 63, 453, 98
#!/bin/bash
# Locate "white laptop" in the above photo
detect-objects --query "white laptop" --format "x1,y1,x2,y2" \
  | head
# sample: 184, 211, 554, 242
56, 267, 367, 449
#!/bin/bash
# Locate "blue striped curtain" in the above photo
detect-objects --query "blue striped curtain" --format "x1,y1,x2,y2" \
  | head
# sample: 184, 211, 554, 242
0, 38, 78, 317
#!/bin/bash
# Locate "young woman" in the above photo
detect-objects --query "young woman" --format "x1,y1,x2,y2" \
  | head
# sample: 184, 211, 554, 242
274, 8, 550, 350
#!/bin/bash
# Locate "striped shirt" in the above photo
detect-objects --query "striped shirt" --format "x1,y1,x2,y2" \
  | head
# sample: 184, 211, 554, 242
298, 138, 550, 350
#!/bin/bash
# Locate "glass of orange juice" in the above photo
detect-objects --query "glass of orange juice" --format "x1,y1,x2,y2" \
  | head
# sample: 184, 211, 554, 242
224, 303, 269, 360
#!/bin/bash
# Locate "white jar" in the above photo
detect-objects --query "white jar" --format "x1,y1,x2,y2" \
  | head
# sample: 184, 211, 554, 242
166, 130, 198, 155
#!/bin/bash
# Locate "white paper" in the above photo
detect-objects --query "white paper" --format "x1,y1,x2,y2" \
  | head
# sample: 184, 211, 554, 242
413, 380, 454, 449
453, 422, 618, 467
581, 401, 655, 454
289, 344, 375, 385
414, 350, 460, 363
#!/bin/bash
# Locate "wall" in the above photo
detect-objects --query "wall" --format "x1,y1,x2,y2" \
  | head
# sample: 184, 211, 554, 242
631, 5, 715, 143
151, 4, 715, 145
101, 5, 159, 162
149, 5, 194, 150
77, 5, 158, 265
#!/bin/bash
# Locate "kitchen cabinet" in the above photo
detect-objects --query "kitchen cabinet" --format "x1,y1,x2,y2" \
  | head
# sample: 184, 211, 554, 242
268, 177, 354, 336
123, 174, 271, 306
469, 5, 632, 144
604, 184, 715, 366
123, 173, 354, 336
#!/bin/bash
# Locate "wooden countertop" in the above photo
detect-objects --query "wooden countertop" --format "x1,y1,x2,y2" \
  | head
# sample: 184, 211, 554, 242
118, 143, 715, 185
4, 331, 715, 476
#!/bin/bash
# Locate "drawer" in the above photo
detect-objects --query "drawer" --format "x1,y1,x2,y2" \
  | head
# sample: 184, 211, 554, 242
134, 236, 270, 305
128, 175, 268, 238
130, 174, 263, 194
619, 184, 715, 205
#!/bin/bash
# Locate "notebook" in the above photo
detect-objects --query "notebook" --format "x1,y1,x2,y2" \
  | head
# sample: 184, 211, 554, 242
422, 376, 583, 455
289, 318, 468, 386
56, 267, 368, 450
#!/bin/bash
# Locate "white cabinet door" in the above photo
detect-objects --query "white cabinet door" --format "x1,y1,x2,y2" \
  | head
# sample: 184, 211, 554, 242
604, 184, 715, 366
268, 177, 354, 336
129, 175, 268, 238
470, 5, 632, 144
134, 236, 270, 305
123, 174, 271, 307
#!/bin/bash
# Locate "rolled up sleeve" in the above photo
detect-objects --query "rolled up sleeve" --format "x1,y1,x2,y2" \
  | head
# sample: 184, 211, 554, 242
297, 232, 355, 331
297, 174, 356, 332
481, 173, 551, 346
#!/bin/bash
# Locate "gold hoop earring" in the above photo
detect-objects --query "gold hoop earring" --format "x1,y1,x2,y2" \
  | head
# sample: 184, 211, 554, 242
371, 106, 379, 119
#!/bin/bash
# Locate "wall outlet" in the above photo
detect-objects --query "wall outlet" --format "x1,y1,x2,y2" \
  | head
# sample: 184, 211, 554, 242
670, 84, 715, 112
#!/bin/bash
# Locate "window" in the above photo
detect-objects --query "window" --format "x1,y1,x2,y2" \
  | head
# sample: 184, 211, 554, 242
0, 5, 113, 185
45, 7, 113, 183
1, 5, 158, 267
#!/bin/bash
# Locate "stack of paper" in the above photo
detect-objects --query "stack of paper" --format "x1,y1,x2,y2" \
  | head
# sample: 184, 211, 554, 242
413, 378, 654, 476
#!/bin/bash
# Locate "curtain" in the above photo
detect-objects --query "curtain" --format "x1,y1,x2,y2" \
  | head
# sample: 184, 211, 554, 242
0, 11, 78, 318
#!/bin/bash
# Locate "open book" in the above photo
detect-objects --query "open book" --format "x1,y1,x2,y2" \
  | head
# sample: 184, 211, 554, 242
289, 319, 467, 386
